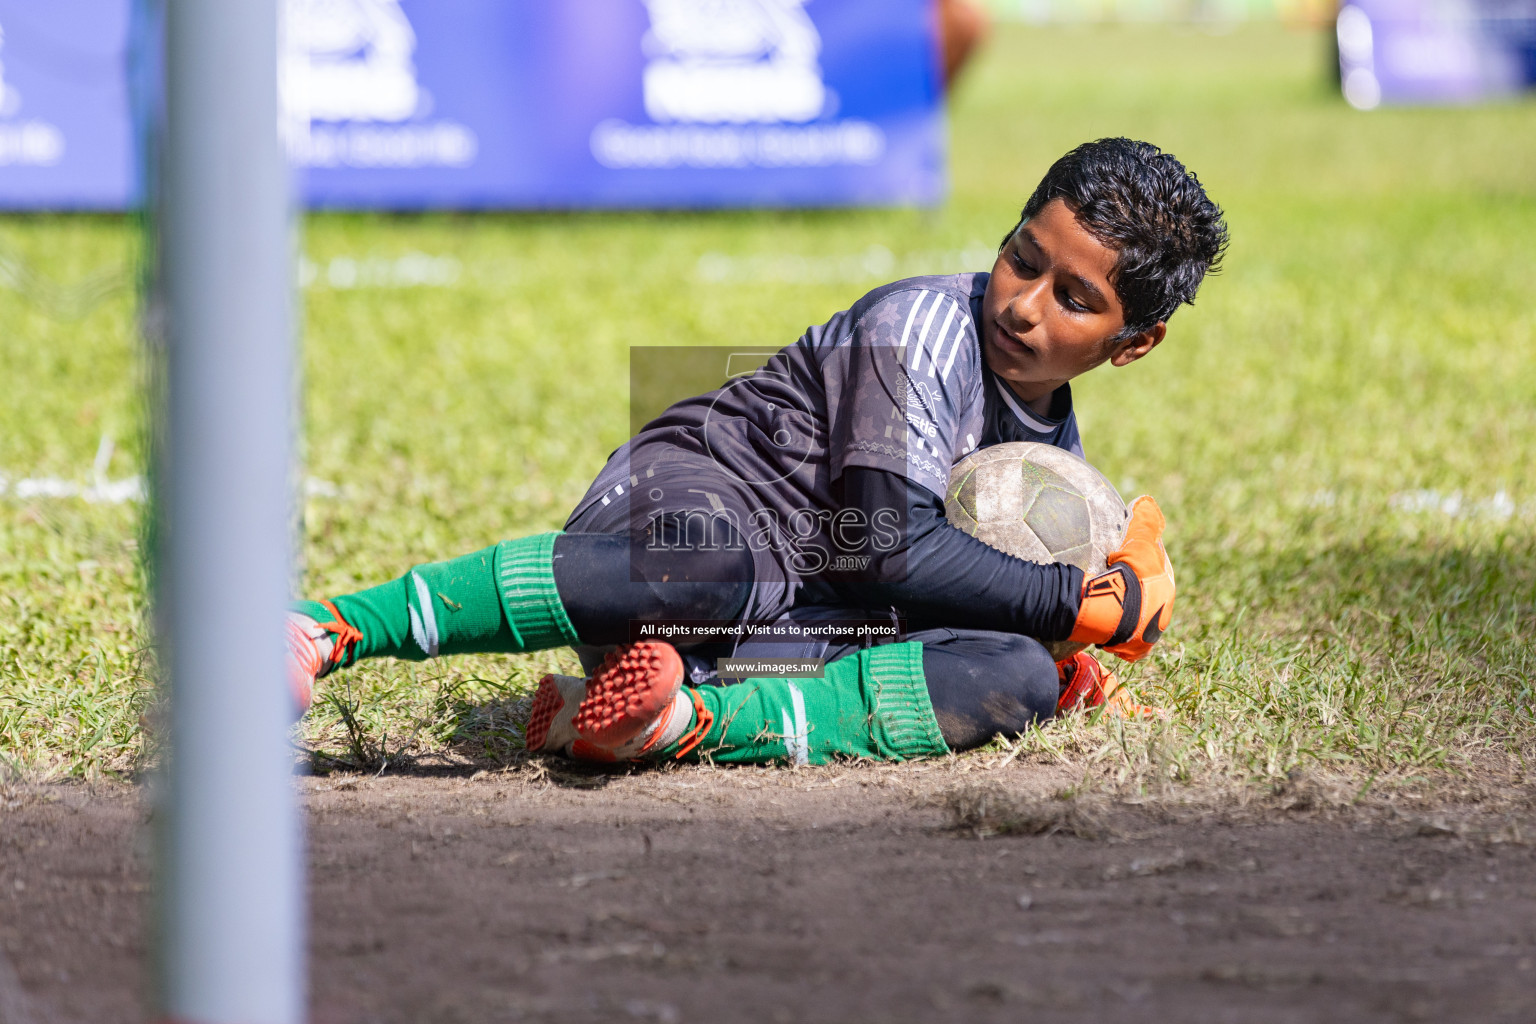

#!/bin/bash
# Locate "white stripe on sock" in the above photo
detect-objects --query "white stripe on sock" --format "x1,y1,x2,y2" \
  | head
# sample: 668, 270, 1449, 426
409, 571, 439, 656
786, 683, 809, 766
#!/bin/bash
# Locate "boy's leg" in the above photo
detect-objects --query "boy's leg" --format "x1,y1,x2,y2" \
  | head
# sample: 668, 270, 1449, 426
294, 534, 568, 668
906, 630, 1060, 750
552, 532, 752, 646
297, 531, 753, 662
530, 640, 951, 765
915, 631, 1161, 728
525, 627, 1155, 765
681, 641, 950, 763
287, 441, 804, 710
867, 627, 1159, 734
287, 530, 753, 711
693, 620, 1061, 756
527, 623, 1053, 765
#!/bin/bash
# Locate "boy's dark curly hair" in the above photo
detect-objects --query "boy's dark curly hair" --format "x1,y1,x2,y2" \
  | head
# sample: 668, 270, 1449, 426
1003, 138, 1229, 336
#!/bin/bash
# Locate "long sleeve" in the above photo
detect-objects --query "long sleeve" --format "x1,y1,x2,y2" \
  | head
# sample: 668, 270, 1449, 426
826, 466, 1082, 641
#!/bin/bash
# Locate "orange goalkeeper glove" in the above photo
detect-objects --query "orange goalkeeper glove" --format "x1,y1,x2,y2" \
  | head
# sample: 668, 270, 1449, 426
1067, 495, 1175, 663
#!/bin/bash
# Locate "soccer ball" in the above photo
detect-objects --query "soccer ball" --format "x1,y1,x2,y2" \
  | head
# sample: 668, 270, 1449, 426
944, 442, 1129, 661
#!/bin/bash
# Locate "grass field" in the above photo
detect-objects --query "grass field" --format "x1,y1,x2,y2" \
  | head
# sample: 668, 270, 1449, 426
1, 23, 1533, 786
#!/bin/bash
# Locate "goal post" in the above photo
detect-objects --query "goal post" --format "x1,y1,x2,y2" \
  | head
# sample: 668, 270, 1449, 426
151, 0, 304, 1021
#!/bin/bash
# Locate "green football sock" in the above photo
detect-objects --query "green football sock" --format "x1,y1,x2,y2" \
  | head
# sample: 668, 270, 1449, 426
661, 642, 950, 765
292, 532, 578, 667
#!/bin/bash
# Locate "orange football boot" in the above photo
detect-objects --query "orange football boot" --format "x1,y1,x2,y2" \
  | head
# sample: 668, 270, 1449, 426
1055, 651, 1162, 720
284, 600, 364, 715
524, 641, 707, 761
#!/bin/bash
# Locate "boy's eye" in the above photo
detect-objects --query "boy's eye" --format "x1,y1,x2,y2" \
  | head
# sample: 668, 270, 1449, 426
1060, 291, 1089, 313
1010, 251, 1037, 275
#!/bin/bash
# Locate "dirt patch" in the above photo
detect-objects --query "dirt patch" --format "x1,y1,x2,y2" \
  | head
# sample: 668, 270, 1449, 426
3, 764, 1535, 1024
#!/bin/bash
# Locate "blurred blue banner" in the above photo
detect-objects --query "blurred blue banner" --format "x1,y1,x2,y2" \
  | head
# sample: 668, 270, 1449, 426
1338, 0, 1536, 108
0, 1, 135, 209
0, 0, 942, 210
290, 0, 944, 208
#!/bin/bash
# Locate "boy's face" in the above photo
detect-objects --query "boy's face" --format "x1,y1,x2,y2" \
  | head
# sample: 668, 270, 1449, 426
982, 198, 1163, 410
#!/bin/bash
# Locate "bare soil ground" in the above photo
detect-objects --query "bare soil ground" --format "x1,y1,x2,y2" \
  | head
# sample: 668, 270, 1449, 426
3, 763, 1535, 1024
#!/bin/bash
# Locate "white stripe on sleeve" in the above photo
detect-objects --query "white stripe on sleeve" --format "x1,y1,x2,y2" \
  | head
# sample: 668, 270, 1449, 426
898, 290, 931, 352
927, 301, 960, 377
939, 316, 970, 380
911, 296, 946, 374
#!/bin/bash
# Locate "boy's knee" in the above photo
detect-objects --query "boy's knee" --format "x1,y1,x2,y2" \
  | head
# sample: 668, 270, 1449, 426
553, 530, 755, 639
654, 575, 752, 622
923, 632, 1059, 750
1002, 634, 1061, 724
965, 633, 1057, 726
632, 531, 754, 621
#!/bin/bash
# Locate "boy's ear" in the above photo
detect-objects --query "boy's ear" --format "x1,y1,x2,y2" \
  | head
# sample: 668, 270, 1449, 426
1109, 322, 1165, 367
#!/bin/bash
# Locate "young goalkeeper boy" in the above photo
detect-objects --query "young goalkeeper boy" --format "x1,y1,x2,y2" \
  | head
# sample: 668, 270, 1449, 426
287, 138, 1228, 765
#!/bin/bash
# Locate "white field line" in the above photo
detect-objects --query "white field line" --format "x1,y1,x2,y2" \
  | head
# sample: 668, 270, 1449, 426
0, 434, 328, 505
1, 434, 144, 503
6, 440, 1528, 523
2, 451, 339, 506
1309, 488, 1535, 520
0, 248, 461, 322
0, 475, 343, 505
6, 472, 1525, 521
298, 251, 460, 290
3, 474, 146, 503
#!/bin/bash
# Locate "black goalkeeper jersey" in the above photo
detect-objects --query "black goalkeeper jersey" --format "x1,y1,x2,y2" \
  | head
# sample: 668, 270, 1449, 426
565, 272, 1089, 639
572, 272, 1084, 532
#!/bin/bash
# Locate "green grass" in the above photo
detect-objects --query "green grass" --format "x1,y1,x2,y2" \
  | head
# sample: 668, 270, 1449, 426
2, 24, 1533, 783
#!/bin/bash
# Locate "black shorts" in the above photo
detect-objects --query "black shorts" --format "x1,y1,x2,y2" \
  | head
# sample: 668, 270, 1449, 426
565, 441, 801, 636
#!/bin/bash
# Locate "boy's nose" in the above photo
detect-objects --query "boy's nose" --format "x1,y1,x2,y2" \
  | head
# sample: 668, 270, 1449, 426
1009, 278, 1050, 327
